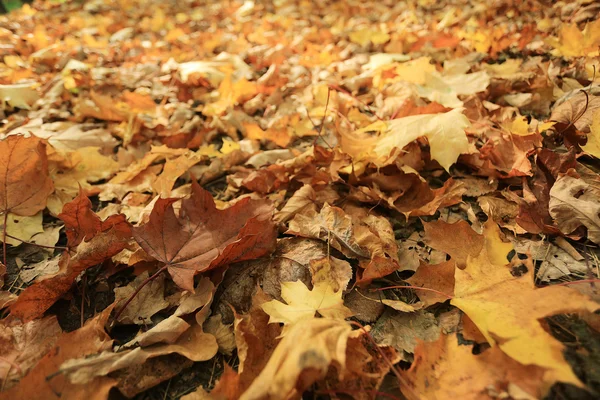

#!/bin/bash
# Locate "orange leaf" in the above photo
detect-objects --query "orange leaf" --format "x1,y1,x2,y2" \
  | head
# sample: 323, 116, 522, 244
0, 135, 54, 216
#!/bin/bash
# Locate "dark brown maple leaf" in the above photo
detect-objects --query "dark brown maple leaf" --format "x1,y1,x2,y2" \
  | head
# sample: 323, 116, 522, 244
133, 180, 276, 291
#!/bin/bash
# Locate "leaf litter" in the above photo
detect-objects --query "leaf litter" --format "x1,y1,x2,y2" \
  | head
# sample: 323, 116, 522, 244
0, 0, 600, 399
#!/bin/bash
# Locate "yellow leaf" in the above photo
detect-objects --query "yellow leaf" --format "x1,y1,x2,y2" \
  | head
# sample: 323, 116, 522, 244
349, 29, 390, 46
342, 108, 470, 171
583, 110, 600, 159
240, 318, 352, 400
0, 212, 43, 246
400, 333, 545, 400
373, 57, 435, 88
546, 19, 600, 58
451, 222, 599, 388
261, 281, 352, 327
220, 138, 240, 155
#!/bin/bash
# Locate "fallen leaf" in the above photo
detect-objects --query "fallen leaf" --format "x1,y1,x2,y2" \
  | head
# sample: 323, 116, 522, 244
400, 333, 545, 400
451, 222, 599, 387
134, 180, 276, 291
549, 171, 600, 244
0, 308, 116, 400
261, 280, 352, 328
113, 271, 170, 325
0, 135, 53, 216
239, 318, 352, 400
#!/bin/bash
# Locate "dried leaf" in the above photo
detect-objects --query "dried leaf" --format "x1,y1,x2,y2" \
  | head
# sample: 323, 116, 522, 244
133, 180, 276, 291
0, 135, 53, 216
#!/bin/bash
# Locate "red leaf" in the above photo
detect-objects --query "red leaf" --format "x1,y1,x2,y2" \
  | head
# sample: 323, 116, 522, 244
58, 191, 103, 247
133, 181, 276, 291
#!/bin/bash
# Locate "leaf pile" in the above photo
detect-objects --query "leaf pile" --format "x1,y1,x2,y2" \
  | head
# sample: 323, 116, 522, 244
1, 0, 600, 399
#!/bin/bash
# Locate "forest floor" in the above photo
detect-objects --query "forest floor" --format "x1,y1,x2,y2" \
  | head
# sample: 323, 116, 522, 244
1, 0, 600, 399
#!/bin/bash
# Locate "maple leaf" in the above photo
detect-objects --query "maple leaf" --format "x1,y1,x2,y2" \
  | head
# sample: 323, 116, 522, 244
1, 307, 116, 400
261, 280, 352, 327
450, 222, 599, 388
400, 333, 545, 400
10, 196, 132, 321
342, 108, 471, 171
546, 19, 600, 58
0, 83, 40, 109
0, 135, 54, 217
239, 318, 353, 400
133, 180, 276, 291
583, 109, 600, 158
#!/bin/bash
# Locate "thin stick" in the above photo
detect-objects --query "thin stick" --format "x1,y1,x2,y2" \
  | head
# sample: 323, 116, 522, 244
371, 285, 453, 299
80, 275, 87, 328
5, 233, 68, 250
549, 279, 600, 288
3, 212, 7, 267
111, 266, 168, 326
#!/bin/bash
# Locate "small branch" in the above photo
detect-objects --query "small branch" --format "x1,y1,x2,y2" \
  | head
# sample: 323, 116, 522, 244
110, 266, 168, 327
5, 233, 68, 250
371, 285, 454, 299
549, 279, 600, 288
3, 212, 7, 267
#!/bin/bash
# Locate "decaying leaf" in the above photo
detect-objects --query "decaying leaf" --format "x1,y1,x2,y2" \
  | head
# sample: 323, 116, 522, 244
549, 171, 600, 244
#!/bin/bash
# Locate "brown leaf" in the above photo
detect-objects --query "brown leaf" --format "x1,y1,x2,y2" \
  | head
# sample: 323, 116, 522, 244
406, 260, 455, 306
423, 219, 483, 267
134, 180, 276, 291
0, 135, 54, 216
58, 191, 102, 247
549, 171, 600, 243
0, 316, 62, 389
10, 214, 131, 321
0, 307, 116, 400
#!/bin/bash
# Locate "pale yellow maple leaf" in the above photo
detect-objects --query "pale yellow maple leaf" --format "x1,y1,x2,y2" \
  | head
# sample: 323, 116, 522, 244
261, 281, 353, 327
546, 19, 600, 58
451, 222, 599, 388
0, 212, 43, 246
583, 110, 600, 159
367, 108, 470, 171
349, 29, 390, 47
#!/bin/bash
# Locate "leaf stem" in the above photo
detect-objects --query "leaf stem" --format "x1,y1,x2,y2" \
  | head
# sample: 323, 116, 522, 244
371, 285, 454, 299
110, 265, 168, 327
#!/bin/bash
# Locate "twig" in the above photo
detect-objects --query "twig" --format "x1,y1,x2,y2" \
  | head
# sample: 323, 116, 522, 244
549, 279, 600, 288
3, 212, 7, 267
